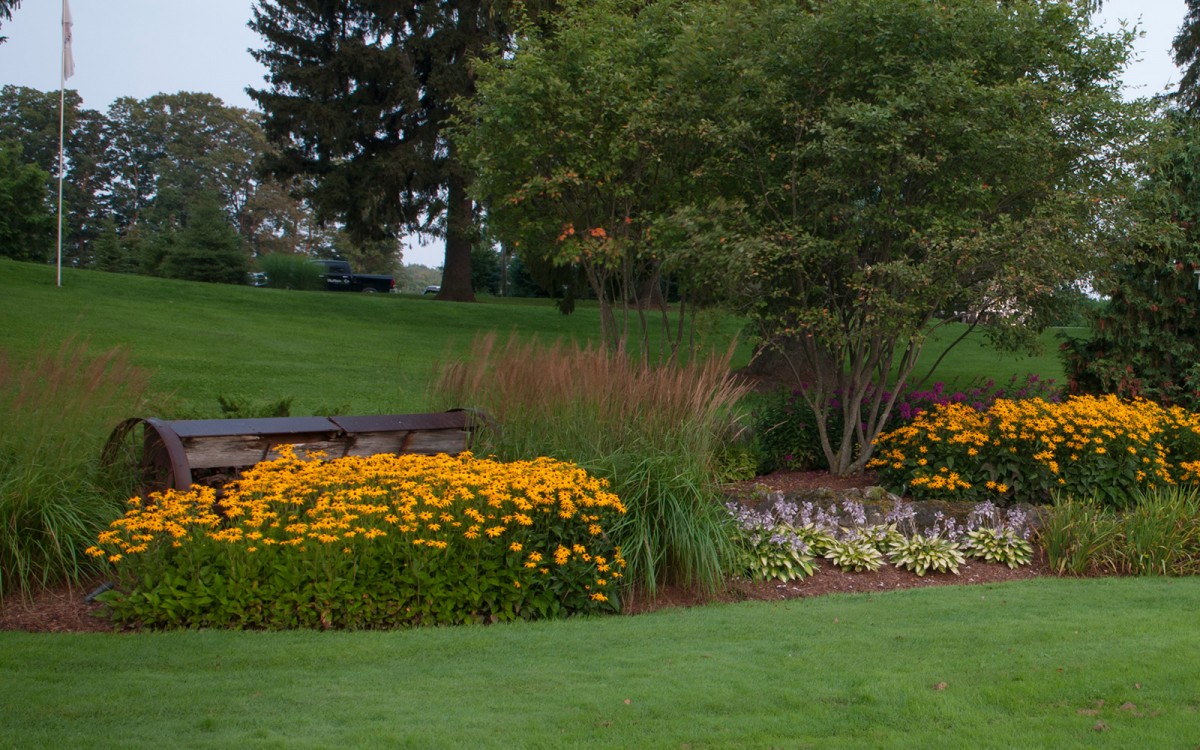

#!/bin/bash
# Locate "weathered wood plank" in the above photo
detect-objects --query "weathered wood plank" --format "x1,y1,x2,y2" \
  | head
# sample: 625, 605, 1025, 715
179, 429, 471, 469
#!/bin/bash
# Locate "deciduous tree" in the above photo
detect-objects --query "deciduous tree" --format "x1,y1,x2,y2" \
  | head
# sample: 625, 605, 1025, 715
462, 0, 1150, 474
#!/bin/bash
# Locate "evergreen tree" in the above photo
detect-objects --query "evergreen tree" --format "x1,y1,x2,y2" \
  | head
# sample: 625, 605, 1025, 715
247, 0, 528, 302
1175, 1, 1200, 113
159, 196, 249, 284
1063, 111, 1200, 410
92, 216, 139, 274
0, 1, 20, 44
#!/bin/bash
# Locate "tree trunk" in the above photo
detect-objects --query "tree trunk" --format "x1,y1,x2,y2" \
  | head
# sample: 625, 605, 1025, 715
437, 172, 476, 302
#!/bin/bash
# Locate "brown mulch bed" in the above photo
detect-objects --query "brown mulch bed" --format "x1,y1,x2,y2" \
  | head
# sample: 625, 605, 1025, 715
0, 469, 1052, 633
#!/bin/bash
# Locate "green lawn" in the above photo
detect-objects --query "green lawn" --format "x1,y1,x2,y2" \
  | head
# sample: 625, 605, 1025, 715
1, 259, 1070, 419
0, 260, 618, 415
2, 577, 1199, 748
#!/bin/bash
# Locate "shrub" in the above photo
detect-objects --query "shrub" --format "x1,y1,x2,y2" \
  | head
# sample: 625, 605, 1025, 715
433, 334, 749, 597
256, 253, 326, 290
870, 395, 1200, 506
90, 448, 626, 629
0, 338, 151, 600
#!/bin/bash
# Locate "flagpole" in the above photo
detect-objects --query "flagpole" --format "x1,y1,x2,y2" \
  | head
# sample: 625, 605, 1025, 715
57, 74, 65, 288
57, 0, 73, 288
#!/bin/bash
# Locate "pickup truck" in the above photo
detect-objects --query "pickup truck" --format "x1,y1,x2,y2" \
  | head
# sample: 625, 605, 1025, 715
311, 259, 396, 293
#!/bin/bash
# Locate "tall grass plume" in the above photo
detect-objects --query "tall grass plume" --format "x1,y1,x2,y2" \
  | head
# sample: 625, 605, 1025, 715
0, 338, 152, 600
434, 333, 751, 598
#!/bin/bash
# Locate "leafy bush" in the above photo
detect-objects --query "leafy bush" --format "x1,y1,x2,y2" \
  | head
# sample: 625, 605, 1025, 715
90, 448, 626, 629
433, 334, 749, 597
870, 395, 1200, 506
256, 253, 326, 290
0, 338, 151, 599
747, 389, 828, 473
1039, 486, 1200, 577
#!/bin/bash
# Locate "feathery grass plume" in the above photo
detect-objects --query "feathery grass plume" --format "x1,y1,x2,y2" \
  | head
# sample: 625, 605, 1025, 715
0, 337, 151, 600
433, 333, 750, 597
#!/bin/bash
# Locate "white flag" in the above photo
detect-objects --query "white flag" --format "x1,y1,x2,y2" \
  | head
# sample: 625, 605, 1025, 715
62, 0, 74, 80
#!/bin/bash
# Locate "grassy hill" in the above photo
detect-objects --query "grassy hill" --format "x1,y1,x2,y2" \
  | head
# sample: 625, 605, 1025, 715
1, 259, 1071, 417
1, 260, 720, 416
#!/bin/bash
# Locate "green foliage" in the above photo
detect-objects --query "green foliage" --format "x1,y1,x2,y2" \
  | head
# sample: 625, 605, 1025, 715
433, 333, 749, 596
464, 0, 1149, 473
248, 0, 531, 300
747, 389, 828, 473
215, 394, 293, 419
725, 502, 817, 582
960, 503, 1034, 568
0, 87, 106, 266
256, 252, 325, 290
824, 535, 886, 573
962, 528, 1033, 569
462, 0, 706, 350
1173, 0, 1200, 113
1040, 486, 1200, 577
729, 496, 1033, 578
0, 338, 151, 599
157, 196, 249, 284
91, 217, 139, 274
1062, 111, 1200, 412
0, 140, 54, 261
751, 372, 1064, 475
738, 537, 816, 583
888, 533, 966, 577
712, 440, 760, 484
471, 244, 502, 295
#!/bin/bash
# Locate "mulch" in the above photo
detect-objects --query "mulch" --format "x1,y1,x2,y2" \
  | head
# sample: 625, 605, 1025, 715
0, 469, 1055, 633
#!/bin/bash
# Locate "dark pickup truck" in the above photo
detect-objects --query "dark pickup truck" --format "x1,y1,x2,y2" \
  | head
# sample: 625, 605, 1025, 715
311, 259, 396, 293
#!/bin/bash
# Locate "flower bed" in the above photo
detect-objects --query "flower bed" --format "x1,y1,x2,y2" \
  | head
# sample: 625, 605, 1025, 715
727, 496, 1033, 580
869, 395, 1200, 506
88, 448, 626, 629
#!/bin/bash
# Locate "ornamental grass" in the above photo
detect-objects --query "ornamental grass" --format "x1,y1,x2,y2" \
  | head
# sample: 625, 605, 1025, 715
433, 333, 750, 598
89, 448, 626, 629
0, 338, 151, 600
869, 395, 1200, 506
1039, 485, 1200, 576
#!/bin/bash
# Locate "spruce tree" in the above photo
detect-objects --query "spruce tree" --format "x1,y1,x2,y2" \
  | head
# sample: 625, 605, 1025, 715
247, 0, 522, 301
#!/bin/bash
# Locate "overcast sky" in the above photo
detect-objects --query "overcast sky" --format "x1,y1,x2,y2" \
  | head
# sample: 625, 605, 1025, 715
0, 0, 1191, 265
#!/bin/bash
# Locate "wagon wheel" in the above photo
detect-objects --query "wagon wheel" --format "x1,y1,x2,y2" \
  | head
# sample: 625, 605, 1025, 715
99, 418, 177, 499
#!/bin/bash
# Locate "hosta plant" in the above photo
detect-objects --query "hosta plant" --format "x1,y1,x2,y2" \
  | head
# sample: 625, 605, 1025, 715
889, 533, 966, 576
793, 522, 838, 557
961, 502, 1034, 568
824, 534, 885, 572
742, 533, 817, 582
727, 501, 816, 582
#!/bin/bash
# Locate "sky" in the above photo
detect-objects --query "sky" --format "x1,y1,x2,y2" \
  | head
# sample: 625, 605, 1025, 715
0, 0, 1192, 265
